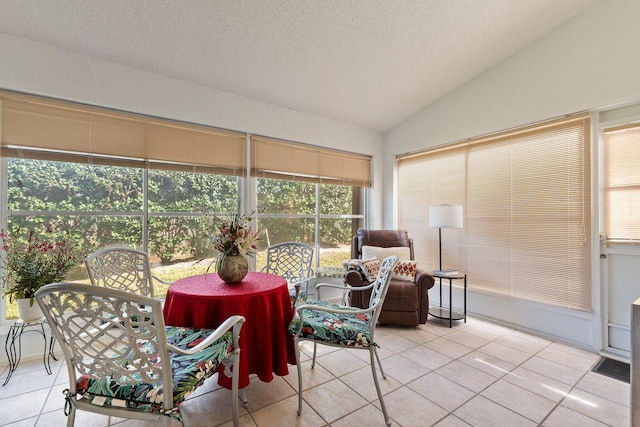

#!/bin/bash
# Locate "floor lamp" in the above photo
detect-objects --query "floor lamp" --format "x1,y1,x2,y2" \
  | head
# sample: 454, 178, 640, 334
428, 204, 463, 271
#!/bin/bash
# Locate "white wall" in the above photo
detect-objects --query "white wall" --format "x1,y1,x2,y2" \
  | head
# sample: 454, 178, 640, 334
384, 0, 640, 351
0, 32, 385, 227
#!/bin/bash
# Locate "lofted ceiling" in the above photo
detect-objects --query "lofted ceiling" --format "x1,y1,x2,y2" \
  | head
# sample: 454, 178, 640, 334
0, 0, 600, 133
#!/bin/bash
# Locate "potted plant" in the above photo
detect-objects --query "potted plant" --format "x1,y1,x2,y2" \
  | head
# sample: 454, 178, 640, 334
1, 226, 82, 321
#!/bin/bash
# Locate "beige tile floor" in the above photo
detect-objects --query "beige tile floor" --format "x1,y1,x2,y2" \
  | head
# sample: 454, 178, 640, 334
0, 315, 630, 426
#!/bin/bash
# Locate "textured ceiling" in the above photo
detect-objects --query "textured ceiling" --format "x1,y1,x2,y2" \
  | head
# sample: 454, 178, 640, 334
0, 0, 599, 133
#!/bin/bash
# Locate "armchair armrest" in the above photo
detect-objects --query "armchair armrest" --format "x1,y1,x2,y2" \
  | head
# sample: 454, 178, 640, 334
344, 269, 365, 287
344, 269, 371, 308
414, 269, 435, 324
167, 315, 245, 355
415, 269, 435, 290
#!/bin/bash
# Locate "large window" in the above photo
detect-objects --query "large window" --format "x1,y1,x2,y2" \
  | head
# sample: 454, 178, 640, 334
0, 91, 246, 320
3, 157, 239, 319
0, 91, 371, 322
397, 113, 592, 311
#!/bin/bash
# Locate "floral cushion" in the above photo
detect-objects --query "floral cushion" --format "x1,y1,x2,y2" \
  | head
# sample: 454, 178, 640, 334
289, 299, 373, 348
74, 326, 233, 420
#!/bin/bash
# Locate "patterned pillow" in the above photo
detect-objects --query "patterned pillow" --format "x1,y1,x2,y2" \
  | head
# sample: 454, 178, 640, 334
358, 258, 381, 281
392, 260, 417, 281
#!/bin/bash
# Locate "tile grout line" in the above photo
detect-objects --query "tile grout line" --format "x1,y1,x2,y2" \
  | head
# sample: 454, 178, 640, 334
424, 323, 521, 425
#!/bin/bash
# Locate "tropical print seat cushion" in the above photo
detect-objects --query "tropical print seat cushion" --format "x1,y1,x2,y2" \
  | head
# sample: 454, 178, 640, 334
74, 326, 233, 420
289, 299, 373, 348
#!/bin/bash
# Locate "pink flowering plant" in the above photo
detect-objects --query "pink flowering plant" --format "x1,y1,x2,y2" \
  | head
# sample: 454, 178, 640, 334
1, 227, 82, 306
210, 211, 261, 258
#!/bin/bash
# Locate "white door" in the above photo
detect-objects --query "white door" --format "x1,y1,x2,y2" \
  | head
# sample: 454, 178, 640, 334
603, 245, 640, 357
599, 105, 640, 358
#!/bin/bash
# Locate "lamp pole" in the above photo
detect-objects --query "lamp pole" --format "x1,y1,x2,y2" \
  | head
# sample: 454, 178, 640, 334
438, 227, 443, 271
429, 203, 463, 272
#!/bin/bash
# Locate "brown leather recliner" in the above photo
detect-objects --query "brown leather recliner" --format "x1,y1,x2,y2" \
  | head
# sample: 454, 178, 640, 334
344, 229, 435, 327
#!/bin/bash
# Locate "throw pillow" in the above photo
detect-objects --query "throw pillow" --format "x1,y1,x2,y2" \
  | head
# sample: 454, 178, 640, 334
392, 260, 417, 281
359, 257, 381, 281
361, 245, 411, 262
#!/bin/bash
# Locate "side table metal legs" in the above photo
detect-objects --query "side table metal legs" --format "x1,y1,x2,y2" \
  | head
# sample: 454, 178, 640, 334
3, 320, 57, 386
428, 273, 467, 328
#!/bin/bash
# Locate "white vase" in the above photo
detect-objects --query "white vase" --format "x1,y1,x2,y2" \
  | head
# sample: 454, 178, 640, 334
17, 298, 45, 322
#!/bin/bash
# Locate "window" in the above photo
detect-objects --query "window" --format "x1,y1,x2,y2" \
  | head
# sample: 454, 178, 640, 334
251, 136, 369, 269
397, 113, 592, 311
0, 91, 371, 322
3, 157, 239, 319
255, 178, 365, 269
1, 91, 245, 320
602, 123, 640, 242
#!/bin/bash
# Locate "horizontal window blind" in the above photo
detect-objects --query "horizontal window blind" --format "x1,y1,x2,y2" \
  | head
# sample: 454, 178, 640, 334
0, 91, 246, 175
603, 123, 640, 243
396, 150, 466, 281
397, 113, 592, 311
251, 136, 371, 186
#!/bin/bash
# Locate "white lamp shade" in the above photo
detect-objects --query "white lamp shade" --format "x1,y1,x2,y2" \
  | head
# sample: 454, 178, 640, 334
429, 204, 463, 228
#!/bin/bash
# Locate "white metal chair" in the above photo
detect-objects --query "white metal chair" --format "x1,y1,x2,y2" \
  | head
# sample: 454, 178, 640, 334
35, 282, 245, 427
261, 242, 314, 301
289, 255, 398, 426
85, 246, 169, 297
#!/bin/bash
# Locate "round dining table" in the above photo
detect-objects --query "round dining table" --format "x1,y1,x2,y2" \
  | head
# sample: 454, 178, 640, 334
162, 271, 296, 390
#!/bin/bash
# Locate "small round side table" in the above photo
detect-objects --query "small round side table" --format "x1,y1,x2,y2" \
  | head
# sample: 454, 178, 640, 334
428, 271, 467, 328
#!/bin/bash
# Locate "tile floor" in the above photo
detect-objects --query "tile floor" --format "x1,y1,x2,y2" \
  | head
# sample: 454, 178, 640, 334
0, 315, 630, 426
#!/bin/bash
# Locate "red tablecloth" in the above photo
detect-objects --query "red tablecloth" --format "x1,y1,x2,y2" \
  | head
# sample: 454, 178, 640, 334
162, 272, 296, 389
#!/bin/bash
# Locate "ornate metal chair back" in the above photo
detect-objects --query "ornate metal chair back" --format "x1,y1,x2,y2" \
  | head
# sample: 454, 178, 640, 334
85, 246, 155, 297
264, 242, 314, 286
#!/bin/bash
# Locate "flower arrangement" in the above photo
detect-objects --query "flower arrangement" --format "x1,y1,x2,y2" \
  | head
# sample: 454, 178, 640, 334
1, 226, 82, 306
210, 211, 261, 258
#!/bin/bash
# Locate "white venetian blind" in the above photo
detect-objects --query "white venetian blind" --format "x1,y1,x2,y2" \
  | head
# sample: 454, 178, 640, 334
397, 113, 592, 311
603, 123, 640, 242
